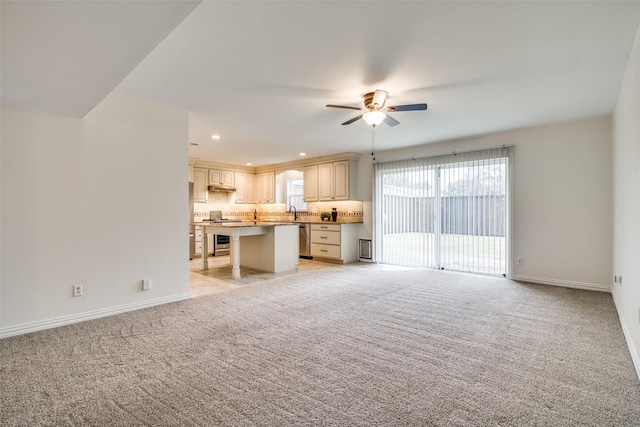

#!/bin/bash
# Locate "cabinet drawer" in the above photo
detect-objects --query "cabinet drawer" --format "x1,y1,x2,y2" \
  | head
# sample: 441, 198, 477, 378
311, 223, 340, 232
195, 227, 203, 242
311, 230, 340, 245
311, 243, 341, 259
195, 241, 203, 253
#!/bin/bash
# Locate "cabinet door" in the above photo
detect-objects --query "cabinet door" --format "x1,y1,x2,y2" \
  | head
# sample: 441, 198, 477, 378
193, 168, 208, 203
221, 170, 234, 186
318, 163, 334, 200
304, 165, 318, 201
253, 173, 263, 203
247, 174, 257, 203
333, 161, 349, 200
235, 172, 248, 203
208, 169, 222, 185
261, 171, 275, 203
209, 169, 234, 186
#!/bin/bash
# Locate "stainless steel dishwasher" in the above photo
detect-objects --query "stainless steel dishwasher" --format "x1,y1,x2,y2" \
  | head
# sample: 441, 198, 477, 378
299, 223, 312, 258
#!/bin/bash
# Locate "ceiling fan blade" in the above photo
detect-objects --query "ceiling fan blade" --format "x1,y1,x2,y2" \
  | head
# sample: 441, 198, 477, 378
386, 103, 428, 112
372, 89, 388, 107
326, 104, 363, 111
383, 114, 400, 127
342, 115, 363, 125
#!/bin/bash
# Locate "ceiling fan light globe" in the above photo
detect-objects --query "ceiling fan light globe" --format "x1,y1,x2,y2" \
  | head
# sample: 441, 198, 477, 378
363, 111, 386, 127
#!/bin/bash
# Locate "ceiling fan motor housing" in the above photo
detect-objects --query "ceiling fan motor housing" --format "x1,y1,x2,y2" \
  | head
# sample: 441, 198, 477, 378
364, 92, 375, 108
364, 91, 385, 110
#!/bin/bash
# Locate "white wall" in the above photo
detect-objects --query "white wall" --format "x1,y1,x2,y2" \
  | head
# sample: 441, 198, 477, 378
612, 25, 640, 377
0, 93, 190, 336
359, 116, 613, 291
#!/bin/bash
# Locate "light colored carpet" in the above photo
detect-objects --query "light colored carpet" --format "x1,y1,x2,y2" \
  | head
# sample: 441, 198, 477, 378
2, 266, 639, 426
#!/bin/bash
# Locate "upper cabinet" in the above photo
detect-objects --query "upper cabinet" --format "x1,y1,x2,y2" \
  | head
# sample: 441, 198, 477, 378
234, 172, 250, 203
209, 169, 234, 186
241, 172, 276, 203
193, 167, 208, 203
190, 152, 359, 205
318, 163, 334, 200
304, 165, 318, 202
318, 160, 356, 201
235, 171, 275, 204
254, 171, 275, 203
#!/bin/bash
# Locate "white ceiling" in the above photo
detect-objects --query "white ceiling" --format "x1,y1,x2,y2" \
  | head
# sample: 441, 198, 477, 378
3, 1, 640, 167
1, 0, 200, 117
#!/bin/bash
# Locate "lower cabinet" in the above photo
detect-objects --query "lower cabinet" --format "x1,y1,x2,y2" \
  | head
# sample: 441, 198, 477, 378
310, 223, 359, 263
194, 226, 213, 256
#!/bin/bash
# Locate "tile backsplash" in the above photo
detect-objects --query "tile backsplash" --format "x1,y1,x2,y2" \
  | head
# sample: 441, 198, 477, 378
194, 200, 363, 222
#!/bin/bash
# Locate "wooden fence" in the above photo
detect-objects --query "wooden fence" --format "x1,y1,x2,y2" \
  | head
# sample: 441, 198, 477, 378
382, 195, 506, 237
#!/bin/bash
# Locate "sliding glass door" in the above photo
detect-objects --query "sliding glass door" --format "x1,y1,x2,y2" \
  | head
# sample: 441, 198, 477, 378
374, 147, 510, 276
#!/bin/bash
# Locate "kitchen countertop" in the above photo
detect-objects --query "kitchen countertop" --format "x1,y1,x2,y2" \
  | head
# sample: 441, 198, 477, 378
193, 219, 362, 226
192, 221, 297, 227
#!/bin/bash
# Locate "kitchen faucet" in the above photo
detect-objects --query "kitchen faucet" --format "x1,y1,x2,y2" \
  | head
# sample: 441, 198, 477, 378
289, 205, 297, 221
254, 209, 257, 220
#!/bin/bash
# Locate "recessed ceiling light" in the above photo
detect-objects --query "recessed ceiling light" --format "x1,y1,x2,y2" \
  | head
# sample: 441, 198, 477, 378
211, 134, 221, 140
246, 162, 252, 166
299, 152, 306, 156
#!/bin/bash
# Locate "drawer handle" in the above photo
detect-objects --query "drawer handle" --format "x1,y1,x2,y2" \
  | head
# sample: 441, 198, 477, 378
320, 226, 328, 229
320, 236, 328, 239
321, 249, 328, 253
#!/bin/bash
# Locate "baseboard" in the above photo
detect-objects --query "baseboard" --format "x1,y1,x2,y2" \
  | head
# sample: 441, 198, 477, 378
611, 291, 640, 382
510, 274, 611, 293
0, 293, 192, 339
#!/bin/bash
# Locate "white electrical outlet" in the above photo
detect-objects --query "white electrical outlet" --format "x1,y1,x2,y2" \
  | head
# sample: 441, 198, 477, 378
142, 279, 151, 291
516, 257, 523, 265
73, 284, 83, 297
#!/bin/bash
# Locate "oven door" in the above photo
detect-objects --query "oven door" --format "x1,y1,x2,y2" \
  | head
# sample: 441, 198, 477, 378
213, 234, 230, 256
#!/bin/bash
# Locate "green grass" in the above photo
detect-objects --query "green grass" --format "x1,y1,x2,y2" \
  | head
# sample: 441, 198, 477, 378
381, 232, 506, 275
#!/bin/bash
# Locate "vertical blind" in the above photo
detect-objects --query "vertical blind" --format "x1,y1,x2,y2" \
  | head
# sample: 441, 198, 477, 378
374, 147, 511, 276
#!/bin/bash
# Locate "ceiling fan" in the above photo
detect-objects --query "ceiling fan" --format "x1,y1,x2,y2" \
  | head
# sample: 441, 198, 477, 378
326, 89, 427, 127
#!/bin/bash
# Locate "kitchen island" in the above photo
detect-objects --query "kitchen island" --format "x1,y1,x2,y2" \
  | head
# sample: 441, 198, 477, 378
200, 222, 299, 279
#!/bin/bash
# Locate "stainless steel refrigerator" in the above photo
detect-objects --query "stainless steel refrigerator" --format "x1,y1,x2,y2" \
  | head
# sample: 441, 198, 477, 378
189, 182, 195, 259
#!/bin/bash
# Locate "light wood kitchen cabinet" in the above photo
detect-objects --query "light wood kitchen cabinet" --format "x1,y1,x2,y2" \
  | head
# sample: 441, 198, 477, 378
310, 223, 359, 263
194, 225, 213, 256
209, 169, 235, 186
193, 167, 208, 203
252, 174, 261, 203
247, 174, 258, 204
263, 172, 275, 203
303, 165, 318, 201
253, 171, 275, 203
318, 163, 333, 200
318, 160, 356, 201
234, 172, 250, 203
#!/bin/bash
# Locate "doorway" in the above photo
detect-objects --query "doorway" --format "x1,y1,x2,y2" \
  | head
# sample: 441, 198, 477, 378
374, 147, 511, 276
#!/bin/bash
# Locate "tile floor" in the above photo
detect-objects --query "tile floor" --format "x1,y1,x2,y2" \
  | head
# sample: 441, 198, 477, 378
189, 255, 413, 297
189, 255, 352, 297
